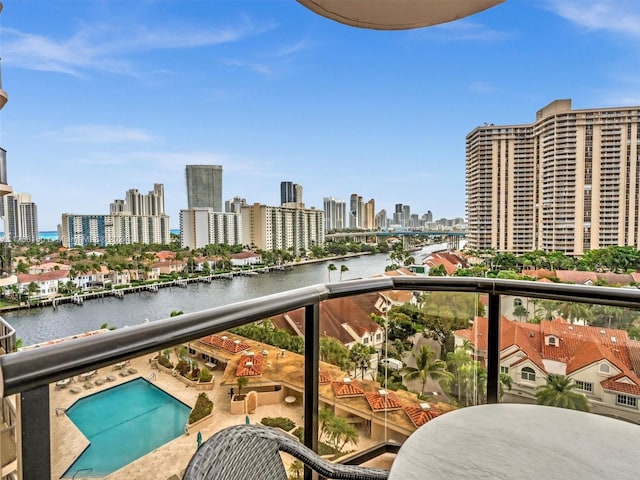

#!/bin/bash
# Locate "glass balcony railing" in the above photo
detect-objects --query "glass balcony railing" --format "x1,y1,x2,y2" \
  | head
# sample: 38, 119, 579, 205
1, 276, 640, 479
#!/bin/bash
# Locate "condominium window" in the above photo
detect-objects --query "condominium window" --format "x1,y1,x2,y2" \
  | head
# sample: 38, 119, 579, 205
574, 380, 593, 393
616, 394, 638, 409
500, 366, 509, 374
521, 367, 536, 382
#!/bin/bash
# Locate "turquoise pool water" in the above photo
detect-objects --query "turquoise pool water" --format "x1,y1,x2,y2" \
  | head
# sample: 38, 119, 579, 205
63, 378, 190, 478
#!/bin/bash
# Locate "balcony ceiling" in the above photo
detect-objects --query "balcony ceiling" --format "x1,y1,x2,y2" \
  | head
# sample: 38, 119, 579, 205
297, 0, 505, 30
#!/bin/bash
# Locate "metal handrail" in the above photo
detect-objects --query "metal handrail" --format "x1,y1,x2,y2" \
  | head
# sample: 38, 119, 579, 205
2, 276, 640, 397
3, 276, 640, 478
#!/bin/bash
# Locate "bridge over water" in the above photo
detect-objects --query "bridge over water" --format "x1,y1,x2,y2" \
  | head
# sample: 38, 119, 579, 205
325, 230, 466, 250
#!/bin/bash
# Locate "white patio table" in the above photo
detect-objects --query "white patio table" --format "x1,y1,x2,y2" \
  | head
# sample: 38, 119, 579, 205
388, 403, 640, 480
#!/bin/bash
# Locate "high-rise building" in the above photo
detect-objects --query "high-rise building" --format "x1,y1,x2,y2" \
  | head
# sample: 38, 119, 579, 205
225, 196, 247, 214
180, 209, 242, 249
323, 197, 346, 231
364, 199, 375, 229
466, 99, 640, 255
112, 184, 165, 216
60, 213, 170, 247
281, 181, 303, 207
281, 181, 295, 205
0, 193, 38, 242
349, 194, 364, 229
241, 203, 324, 254
63, 184, 169, 247
186, 165, 223, 212
375, 209, 387, 230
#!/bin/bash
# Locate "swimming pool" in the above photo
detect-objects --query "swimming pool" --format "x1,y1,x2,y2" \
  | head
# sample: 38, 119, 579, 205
63, 378, 191, 478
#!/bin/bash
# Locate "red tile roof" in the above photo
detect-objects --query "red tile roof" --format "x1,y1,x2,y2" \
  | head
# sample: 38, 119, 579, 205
601, 374, 640, 395
404, 404, 442, 427
555, 271, 598, 284
201, 335, 251, 353
456, 317, 640, 386
365, 390, 403, 411
270, 296, 382, 346
235, 353, 264, 377
319, 371, 331, 384
332, 380, 364, 397
17, 270, 70, 283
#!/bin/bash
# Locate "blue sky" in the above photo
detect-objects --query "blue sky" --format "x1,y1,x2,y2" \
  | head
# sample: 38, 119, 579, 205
1, 0, 640, 230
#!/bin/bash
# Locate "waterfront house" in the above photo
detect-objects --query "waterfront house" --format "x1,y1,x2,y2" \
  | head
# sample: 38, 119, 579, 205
15, 270, 70, 298
27, 262, 70, 275
230, 252, 262, 267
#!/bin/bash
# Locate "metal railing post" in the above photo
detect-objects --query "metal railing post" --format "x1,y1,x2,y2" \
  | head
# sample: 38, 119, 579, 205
486, 292, 500, 404
303, 302, 320, 480
19, 385, 50, 479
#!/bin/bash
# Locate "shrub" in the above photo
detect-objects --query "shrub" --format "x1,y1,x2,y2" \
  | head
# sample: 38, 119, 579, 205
292, 426, 304, 442
260, 417, 295, 432
188, 392, 213, 424
199, 368, 212, 382
157, 355, 174, 369
188, 367, 200, 381
176, 359, 190, 376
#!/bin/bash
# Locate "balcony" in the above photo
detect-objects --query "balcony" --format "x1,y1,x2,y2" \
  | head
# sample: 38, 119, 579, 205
1, 277, 640, 479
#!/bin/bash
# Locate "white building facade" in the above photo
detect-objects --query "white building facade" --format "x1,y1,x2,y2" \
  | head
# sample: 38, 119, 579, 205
241, 203, 324, 254
180, 208, 242, 249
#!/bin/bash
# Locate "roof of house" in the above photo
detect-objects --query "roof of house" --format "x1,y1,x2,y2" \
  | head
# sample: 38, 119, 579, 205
554, 271, 598, 284
271, 296, 382, 345
17, 270, 70, 283
455, 317, 640, 395
230, 252, 261, 259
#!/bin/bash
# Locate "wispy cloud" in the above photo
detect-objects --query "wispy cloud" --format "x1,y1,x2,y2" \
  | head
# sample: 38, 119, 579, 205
223, 58, 274, 77
46, 125, 157, 144
276, 39, 311, 57
1, 16, 269, 76
410, 20, 511, 42
543, 0, 640, 38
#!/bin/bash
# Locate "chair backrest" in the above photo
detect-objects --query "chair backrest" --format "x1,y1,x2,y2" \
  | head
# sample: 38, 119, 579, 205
183, 425, 288, 480
183, 424, 390, 480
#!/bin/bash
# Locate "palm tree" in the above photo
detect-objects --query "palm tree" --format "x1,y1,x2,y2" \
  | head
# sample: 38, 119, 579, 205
557, 302, 593, 325
499, 373, 513, 399
340, 264, 349, 281
535, 374, 590, 412
404, 345, 453, 396
289, 460, 304, 479
237, 376, 249, 395
318, 407, 334, 441
446, 348, 472, 402
428, 264, 447, 276
513, 304, 529, 322
327, 263, 337, 281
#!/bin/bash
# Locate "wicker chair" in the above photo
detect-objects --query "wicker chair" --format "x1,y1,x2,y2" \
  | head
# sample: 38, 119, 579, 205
182, 424, 390, 480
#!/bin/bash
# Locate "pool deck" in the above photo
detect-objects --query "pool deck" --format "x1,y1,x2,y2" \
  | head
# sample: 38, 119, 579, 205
50, 353, 394, 480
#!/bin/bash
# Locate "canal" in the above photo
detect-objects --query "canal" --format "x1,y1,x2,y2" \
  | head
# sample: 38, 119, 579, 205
2, 253, 396, 346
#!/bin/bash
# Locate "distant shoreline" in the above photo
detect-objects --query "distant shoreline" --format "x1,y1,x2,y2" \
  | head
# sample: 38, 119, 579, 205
0, 230, 182, 242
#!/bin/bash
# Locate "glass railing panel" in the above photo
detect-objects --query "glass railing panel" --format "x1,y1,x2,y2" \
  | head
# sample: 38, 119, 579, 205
497, 295, 640, 425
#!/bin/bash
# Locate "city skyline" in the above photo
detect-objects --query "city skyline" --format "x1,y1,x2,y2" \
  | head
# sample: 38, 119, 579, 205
2, 1, 640, 229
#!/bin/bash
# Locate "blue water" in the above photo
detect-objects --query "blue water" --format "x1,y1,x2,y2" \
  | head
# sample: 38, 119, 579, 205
10, 229, 181, 242
63, 378, 190, 478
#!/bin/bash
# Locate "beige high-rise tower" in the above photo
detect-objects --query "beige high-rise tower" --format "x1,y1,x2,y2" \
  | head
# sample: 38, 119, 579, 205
466, 99, 640, 255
